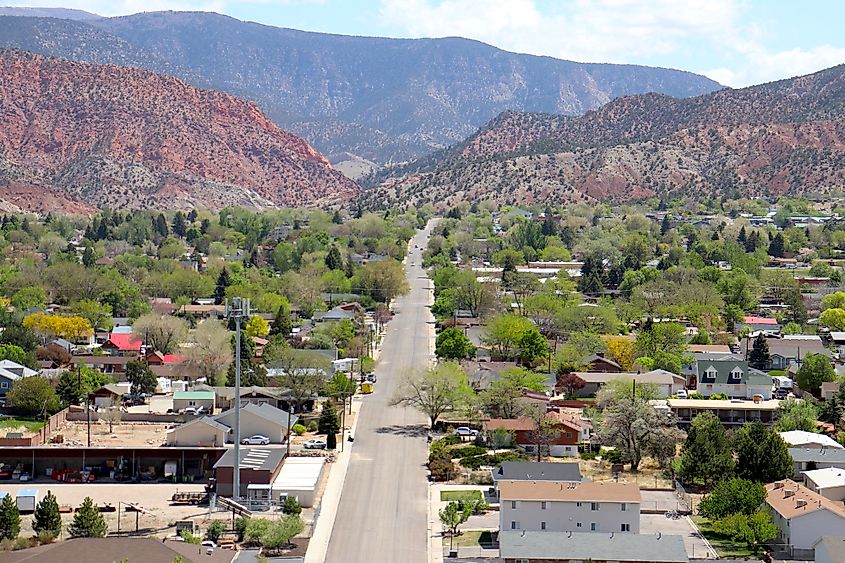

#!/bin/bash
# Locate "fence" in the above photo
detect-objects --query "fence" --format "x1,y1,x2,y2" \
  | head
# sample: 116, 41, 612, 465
674, 479, 693, 514
0, 407, 69, 447
66, 411, 197, 424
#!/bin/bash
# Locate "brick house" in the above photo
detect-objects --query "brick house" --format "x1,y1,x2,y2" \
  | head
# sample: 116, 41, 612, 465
483, 411, 585, 457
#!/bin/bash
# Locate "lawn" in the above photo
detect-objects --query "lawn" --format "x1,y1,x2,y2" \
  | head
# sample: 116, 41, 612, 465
450, 530, 495, 548
691, 516, 756, 559
440, 490, 483, 502
0, 416, 46, 433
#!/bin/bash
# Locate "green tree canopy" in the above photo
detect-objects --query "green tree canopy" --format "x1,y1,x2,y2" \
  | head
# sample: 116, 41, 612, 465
0, 492, 20, 540
69, 497, 108, 537
32, 490, 62, 537
733, 421, 793, 483
775, 397, 819, 432
7, 376, 61, 418
680, 411, 735, 486
796, 353, 836, 396
435, 327, 476, 360
699, 478, 766, 519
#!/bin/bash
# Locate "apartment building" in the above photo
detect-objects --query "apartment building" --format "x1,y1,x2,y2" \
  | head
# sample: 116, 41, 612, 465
498, 480, 641, 534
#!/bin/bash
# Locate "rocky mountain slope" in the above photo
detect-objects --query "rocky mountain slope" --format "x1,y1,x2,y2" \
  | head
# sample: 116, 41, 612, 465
0, 50, 357, 212
0, 11, 721, 174
363, 65, 845, 209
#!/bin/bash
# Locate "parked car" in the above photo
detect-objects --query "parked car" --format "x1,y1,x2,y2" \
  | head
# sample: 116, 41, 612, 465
303, 439, 327, 450
241, 434, 270, 445
453, 427, 478, 438
366, 373, 377, 383
675, 390, 688, 399
181, 407, 199, 416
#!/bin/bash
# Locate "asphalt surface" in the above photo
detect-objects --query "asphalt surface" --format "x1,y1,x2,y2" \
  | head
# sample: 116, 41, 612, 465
325, 222, 435, 563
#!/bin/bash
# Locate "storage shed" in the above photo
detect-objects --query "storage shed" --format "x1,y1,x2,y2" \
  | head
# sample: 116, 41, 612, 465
16, 488, 38, 512
172, 391, 215, 413
271, 456, 326, 507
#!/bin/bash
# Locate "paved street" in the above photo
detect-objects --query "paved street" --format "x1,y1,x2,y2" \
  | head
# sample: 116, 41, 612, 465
325, 222, 436, 562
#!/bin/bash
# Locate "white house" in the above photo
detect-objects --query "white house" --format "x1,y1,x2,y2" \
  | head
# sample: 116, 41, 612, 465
695, 359, 773, 399
780, 431, 844, 450
765, 480, 845, 553
498, 480, 641, 534
804, 468, 845, 501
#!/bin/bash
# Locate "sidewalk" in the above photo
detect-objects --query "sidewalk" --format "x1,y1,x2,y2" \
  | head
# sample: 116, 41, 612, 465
304, 395, 363, 563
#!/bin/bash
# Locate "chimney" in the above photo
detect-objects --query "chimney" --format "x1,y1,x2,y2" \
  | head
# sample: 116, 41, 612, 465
610, 532, 614, 539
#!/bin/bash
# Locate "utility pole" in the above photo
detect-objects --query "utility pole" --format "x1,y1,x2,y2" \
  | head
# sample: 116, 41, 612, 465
226, 297, 249, 501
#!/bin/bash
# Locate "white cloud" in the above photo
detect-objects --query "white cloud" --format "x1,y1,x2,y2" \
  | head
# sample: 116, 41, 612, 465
379, 0, 845, 87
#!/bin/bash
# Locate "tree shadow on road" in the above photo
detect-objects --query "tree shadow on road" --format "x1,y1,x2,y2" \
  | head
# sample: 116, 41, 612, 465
374, 424, 428, 437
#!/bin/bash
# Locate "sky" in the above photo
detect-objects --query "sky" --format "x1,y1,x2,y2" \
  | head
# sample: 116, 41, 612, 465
5, 0, 845, 87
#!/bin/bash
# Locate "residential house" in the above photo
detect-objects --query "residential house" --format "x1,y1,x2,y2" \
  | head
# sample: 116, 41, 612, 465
567, 370, 686, 398
71, 356, 132, 376
89, 384, 127, 409
202, 385, 310, 412
822, 381, 839, 402
0, 536, 236, 563
498, 531, 688, 563
830, 332, 845, 355
695, 359, 773, 399
167, 402, 298, 446
0, 360, 37, 404
483, 412, 586, 457
790, 448, 845, 478
665, 398, 780, 428
803, 468, 845, 501
740, 335, 831, 371
100, 334, 141, 356
683, 352, 743, 387
687, 344, 732, 354
765, 479, 845, 554
739, 315, 781, 334
815, 536, 845, 563
314, 302, 364, 323
172, 391, 215, 413
583, 354, 623, 373
780, 431, 843, 450
498, 480, 641, 534
491, 461, 582, 494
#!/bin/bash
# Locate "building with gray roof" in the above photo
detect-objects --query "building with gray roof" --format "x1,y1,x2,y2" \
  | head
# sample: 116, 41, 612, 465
499, 530, 688, 562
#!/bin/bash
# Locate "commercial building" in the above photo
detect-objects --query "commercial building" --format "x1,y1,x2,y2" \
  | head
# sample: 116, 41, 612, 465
665, 398, 779, 428
499, 530, 688, 563
498, 480, 640, 534
213, 447, 286, 498
269, 456, 326, 507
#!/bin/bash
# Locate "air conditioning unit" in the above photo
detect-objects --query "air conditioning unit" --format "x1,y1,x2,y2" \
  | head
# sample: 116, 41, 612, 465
784, 490, 795, 498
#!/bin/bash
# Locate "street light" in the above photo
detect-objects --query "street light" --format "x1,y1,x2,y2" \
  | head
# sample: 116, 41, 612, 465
226, 297, 250, 501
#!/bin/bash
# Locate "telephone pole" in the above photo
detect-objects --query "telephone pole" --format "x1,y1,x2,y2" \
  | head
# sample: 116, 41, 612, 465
226, 297, 249, 500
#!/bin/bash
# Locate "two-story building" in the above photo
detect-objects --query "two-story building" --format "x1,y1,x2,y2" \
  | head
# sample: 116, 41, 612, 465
765, 479, 845, 556
740, 335, 830, 371
695, 359, 773, 399
664, 398, 780, 429
790, 448, 845, 478
498, 480, 641, 534
483, 411, 587, 457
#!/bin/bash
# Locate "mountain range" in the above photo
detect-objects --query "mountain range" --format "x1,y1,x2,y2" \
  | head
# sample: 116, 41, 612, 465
0, 9, 722, 176
363, 63, 845, 209
0, 49, 356, 213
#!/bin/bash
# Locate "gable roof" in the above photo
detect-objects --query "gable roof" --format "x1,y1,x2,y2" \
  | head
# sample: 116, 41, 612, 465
740, 335, 830, 358
2, 536, 230, 563
213, 402, 298, 430
766, 479, 845, 520
483, 413, 581, 434
103, 333, 141, 352
571, 370, 685, 386
493, 461, 582, 483
499, 531, 688, 563
0, 360, 37, 379
173, 416, 231, 434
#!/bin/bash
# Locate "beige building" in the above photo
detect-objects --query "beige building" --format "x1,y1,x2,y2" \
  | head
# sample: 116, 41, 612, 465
166, 417, 229, 447
765, 480, 845, 553
166, 402, 297, 446
498, 480, 641, 534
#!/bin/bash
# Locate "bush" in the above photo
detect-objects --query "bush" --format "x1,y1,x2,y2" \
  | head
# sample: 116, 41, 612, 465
437, 434, 462, 447
13, 537, 34, 550
579, 451, 597, 460
180, 530, 201, 544
283, 496, 302, 516
306, 420, 318, 432
451, 445, 487, 459
459, 451, 528, 470
429, 458, 456, 481
688, 392, 705, 400
291, 424, 307, 436
602, 449, 623, 464
709, 393, 729, 400
206, 520, 224, 543
235, 516, 249, 542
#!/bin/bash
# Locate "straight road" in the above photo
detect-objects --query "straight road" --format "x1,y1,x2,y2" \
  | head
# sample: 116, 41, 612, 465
325, 222, 435, 563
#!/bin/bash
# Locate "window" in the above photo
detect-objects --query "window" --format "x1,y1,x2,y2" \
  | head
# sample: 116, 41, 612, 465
511, 521, 520, 530
621, 523, 630, 532
576, 502, 582, 507
729, 367, 743, 382
511, 501, 517, 509
621, 503, 626, 512
702, 366, 717, 382
590, 523, 597, 531
541, 521, 546, 530
541, 501, 547, 510
591, 502, 600, 511
0, 382, 7, 389
516, 560, 530, 563
576, 522, 582, 528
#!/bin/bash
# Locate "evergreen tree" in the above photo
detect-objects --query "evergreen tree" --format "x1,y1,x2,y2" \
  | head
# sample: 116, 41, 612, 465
768, 232, 785, 258
733, 421, 793, 483
154, 213, 169, 237
200, 218, 211, 234
32, 490, 62, 537
660, 214, 671, 235
172, 211, 187, 238
270, 304, 292, 337
748, 334, 771, 370
745, 230, 760, 252
247, 248, 261, 268
737, 225, 747, 244
541, 214, 557, 236
680, 412, 734, 486
325, 245, 344, 271
345, 255, 355, 278
226, 332, 267, 386
327, 431, 337, 450
711, 230, 720, 241
69, 497, 107, 537
96, 219, 108, 240
331, 210, 343, 224
126, 360, 157, 397
187, 209, 198, 222
82, 246, 96, 268
0, 492, 20, 540
214, 268, 231, 305
318, 401, 340, 436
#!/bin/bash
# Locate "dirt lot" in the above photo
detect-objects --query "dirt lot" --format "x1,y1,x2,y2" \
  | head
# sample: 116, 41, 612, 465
579, 457, 673, 489
49, 421, 172, 447
641, 513, 716, 559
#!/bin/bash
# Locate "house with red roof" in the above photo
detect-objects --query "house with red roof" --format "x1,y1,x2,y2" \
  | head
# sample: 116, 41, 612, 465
100, 333, 142, 356
483, 411, 584, 458
739, 315, 781, 334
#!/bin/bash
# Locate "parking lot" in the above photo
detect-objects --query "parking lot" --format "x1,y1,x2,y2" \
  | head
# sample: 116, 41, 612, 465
640, 489, 689, 513
641, 513, 716, 559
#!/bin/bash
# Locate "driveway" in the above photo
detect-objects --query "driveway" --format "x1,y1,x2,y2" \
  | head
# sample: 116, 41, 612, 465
640, 489, 689, 513
324, 222, 436, 563
641, 513, 717, 559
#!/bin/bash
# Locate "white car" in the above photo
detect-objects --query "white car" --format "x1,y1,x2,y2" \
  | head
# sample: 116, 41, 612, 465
303, 439, 327, 450
675, 390, 688, 399
181, 407, 199, 416
241, 434, 270, 445
453, 427, 478, 438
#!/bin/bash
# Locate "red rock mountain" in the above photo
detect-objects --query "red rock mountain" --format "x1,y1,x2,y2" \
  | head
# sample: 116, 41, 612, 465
366, 64, 845, 209
0, 50, 358, 212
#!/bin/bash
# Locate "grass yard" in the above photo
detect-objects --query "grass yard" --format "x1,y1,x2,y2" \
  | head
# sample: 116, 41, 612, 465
0, 416, 46, 433
440, 490, 483, 502
691, 516, 756, 559
450, 530, 495, 547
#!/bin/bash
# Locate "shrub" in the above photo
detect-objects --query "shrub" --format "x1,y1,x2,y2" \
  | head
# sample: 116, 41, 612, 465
451, 445, 487, 459
688, 393, 705, 400
709, 393, 729, 400
180, 530, 201, 544
283, 496, 302, 516
12, 537, 33, 550
602, 449, 623, 464
459, 451, 528, 470
235, 516, 249, 541
306, 420, 318, 432
579, 451, 597, 460
429, 458, 456, 481
206, 521, 224, 543
438, 434, 462, 446
291, 424, 307, 436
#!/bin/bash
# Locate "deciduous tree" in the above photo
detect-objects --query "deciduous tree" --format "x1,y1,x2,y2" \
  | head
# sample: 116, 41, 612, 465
699, 478, 766, 520
132, 313, 188, 354
7, 377, 60, 418
435, 327, 476, 360
775, 397, 819, 432
796, 353, 836, 396
391, 362, 472, 429
126, 359, 157, 398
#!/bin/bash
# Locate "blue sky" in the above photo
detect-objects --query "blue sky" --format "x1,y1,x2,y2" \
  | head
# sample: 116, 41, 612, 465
8, 0, 845, 87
